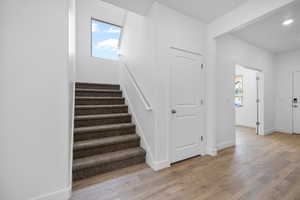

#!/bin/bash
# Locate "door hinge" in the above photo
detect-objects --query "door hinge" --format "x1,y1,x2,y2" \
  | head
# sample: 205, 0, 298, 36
201, 64, 204, 70
256, 99, 260, 103
256, 77, 260, 80
256, 122, 260, 126
201, 99, 204, 105
201, 136, 204, 141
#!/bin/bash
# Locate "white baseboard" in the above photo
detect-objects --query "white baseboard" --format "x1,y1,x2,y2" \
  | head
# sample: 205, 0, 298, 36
274, 128, 293, 134
147, 158, 170, 171
216, 140, 235, 151
31, 187, 71, 200
264, 128, 275, 135
236, 125, 256, 129
205, 146, 218, 156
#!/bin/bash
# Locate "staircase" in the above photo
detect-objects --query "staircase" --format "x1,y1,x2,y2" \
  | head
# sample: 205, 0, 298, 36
72, 82, 146, 181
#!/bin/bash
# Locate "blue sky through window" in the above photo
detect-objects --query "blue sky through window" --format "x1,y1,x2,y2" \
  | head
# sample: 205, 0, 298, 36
91, 19, 122, 60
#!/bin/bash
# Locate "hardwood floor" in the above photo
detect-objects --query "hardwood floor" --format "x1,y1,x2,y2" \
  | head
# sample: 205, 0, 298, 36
71, 127, 300, 200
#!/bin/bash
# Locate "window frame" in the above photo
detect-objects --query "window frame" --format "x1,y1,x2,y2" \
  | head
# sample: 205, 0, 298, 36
90, 17, 123, 60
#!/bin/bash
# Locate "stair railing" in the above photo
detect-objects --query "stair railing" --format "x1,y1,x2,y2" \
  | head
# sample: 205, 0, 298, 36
120, 56, 153, 111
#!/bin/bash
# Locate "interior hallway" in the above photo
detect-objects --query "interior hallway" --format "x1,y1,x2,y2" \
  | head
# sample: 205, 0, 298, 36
71, 127, 300, 200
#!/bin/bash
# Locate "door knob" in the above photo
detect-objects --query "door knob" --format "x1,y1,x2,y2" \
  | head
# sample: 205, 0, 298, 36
293, 105, 298, 108
171, 109, 177, 114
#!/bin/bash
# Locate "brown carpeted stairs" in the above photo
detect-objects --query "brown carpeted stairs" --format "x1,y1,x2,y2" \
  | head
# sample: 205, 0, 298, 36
72, 82, 146, 181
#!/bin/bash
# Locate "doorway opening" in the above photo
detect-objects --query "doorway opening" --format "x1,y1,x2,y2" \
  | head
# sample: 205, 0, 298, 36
235, 65, 264, 135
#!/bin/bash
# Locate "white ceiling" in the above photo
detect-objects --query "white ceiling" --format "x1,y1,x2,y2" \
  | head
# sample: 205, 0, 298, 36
232, 1, 300, 53
101, 0, 248, 22
156, 0, 248, 22
101, 0, 156, 16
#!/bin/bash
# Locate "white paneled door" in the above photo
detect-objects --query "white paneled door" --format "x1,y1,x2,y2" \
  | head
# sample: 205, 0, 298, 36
170, 50, 204, 163
293, 72, 300, 134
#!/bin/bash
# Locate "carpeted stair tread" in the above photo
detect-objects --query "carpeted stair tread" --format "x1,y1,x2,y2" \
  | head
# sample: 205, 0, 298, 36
74, 134, 140, 150
73, 147, 146, 171
74, 123, 135, 134
76, 88, 122, 93
75, 104, 128, 115
73, 123, 136, 141
74, 113, 131, 128
76, 88, 122, 97
75, 104, 127, 109
75, 96, 125, 105
75, 104, 128, 116
76, 82, 120, 90
75, 113, 131, 120
75, 96, 125, 100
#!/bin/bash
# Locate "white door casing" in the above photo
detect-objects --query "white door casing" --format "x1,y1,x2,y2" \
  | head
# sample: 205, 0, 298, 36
256, 72, 264, 135
170, 49, 204, 163
293, 72, 300, 134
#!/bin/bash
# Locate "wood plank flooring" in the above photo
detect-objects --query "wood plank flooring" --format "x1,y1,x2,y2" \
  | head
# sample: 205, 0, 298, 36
71, 127, 300, 200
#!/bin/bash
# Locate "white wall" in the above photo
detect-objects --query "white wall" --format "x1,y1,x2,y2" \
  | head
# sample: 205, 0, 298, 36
216, 34, 275, 148
275, 50, 300, 133
76, 0, 126, 84
121, 10, 157, 111
121, 2, 206, 167
0, 0, 71, 200
235, 65, 258, 128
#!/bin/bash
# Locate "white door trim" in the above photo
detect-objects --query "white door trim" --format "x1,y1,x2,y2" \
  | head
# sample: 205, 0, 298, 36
256, 71, 265, 135
292, 71, 300, 134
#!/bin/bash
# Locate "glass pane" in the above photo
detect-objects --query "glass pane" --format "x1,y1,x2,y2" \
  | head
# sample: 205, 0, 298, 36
235, 75, 243, 107
91, 19, 122, 60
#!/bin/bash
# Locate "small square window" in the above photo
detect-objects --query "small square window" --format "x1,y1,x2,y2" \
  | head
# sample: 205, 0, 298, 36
91, 18, 122, 60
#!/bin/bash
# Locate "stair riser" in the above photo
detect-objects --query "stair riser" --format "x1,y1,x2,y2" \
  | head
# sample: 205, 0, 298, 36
75, 116, 131, 128
74, 127, 135, 141
76, 91, 122, 97
73, 156, 145, 181
76, 83, 120, 90
75, 98, 125, 105
74, 139, 140, 159
75, 106, 128, 115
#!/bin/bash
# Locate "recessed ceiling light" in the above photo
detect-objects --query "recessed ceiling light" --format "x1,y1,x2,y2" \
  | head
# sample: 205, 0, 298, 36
282, 19, 294, 26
